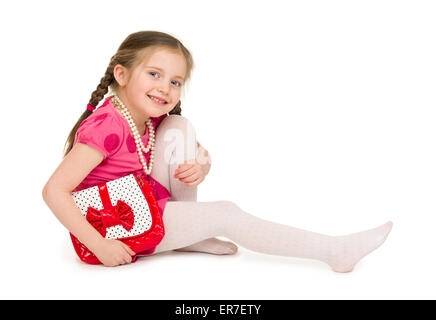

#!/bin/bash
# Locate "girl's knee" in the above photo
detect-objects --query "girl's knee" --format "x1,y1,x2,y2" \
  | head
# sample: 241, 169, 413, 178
212, 201, 241, 224
209, 201, 241, 236
215, 200, 240, 212
157, 115, 197, 145
156, 115, 197, 164
160, 114, 196, 134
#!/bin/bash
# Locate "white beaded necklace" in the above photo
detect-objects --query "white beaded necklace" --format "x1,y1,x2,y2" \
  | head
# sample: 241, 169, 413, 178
111, 94, 155, 175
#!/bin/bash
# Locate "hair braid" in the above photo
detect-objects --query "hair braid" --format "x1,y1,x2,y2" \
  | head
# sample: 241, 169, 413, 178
88, 56, 118, 108
168, 100, 182, 115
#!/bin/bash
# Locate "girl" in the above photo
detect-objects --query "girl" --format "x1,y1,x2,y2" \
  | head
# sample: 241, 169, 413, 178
42, 30, 393, 272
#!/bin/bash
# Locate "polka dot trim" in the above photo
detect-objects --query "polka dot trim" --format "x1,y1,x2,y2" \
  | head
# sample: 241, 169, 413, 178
71, 174, 153, 240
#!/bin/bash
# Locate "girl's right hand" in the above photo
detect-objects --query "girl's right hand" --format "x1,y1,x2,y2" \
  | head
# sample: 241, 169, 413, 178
93, 238, 136, 267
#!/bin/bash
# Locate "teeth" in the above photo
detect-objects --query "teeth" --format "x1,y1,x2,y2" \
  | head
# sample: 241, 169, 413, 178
149, 96, 165, 103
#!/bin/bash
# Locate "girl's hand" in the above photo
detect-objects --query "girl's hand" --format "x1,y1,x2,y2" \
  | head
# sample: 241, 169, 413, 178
174, 142, 211, 187
174, 159, 206, 187
93, 238, 136, 267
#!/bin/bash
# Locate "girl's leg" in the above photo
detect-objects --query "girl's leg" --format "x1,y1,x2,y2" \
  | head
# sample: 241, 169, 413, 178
150, 115, 237, 255
153, 200, 393, 273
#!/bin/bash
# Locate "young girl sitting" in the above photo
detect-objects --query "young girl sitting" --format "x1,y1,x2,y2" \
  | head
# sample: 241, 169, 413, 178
42, 30, 393, 272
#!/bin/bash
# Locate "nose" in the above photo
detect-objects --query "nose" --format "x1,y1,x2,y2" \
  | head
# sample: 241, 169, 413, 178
158, 80, 170, 95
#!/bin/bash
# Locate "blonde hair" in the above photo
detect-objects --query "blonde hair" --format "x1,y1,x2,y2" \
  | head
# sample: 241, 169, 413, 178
62, 30, 194, 158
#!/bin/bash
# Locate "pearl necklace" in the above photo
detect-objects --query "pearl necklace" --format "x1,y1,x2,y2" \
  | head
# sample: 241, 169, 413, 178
111, 95, 155, 175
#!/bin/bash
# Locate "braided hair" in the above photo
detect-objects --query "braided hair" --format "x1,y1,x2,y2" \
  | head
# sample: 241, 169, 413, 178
62, 31, 193, 158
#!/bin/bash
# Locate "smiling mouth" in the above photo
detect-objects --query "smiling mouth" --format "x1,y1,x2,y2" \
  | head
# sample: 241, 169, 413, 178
147, 95, 168, 105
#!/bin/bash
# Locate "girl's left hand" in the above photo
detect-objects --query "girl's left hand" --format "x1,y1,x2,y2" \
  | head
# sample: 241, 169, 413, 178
173, 159, 206, 186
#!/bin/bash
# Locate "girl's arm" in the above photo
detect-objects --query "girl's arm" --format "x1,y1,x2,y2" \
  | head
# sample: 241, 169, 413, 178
42, 143, 135, 266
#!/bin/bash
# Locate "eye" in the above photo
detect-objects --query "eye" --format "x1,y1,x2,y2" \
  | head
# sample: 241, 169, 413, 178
149, 71, 181, 87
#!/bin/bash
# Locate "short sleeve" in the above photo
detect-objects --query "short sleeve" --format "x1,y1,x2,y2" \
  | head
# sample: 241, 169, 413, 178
74, 112, 123, 160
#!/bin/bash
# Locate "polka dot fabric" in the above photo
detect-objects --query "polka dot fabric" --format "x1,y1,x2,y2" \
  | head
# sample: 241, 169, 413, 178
71, 174, 153, 240
72, 185, 103, 213
105, 175, 152, 238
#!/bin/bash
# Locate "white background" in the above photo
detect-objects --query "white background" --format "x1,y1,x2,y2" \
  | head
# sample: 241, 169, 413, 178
1, 0, 435, 299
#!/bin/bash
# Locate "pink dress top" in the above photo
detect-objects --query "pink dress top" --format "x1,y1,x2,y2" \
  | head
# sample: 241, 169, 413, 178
72, 95, 172, 218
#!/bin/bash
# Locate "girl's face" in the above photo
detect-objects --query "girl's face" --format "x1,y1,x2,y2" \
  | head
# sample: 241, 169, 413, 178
115, 47, 187, 120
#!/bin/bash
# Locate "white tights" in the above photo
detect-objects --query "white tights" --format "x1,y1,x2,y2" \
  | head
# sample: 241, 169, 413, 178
149, 115, 393, 273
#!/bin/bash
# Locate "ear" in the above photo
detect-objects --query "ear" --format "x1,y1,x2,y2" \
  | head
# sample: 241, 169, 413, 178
113, 64, 129, 87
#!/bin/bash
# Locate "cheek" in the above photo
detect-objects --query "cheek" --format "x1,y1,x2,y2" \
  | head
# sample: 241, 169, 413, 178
131, 75, 151, 92
171, 90, 181, 100
166, 97, 179, 112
